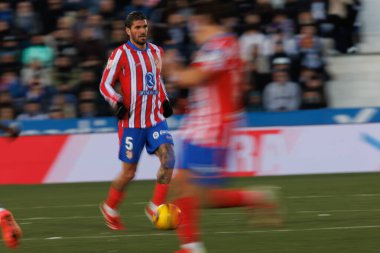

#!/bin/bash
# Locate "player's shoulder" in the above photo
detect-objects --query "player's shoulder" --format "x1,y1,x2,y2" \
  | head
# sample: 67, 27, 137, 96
109, 43, 126, 51
199, 34, 239, 60
108, 44, 127, 58
148, 42, 163, 53
115, 43, 128, 52
207, 33, 238, 49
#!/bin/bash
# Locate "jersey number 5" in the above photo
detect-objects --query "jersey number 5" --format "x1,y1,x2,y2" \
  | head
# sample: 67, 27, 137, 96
125, 137, 133, 150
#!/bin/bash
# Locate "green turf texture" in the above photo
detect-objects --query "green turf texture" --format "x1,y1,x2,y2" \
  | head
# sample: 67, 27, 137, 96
1, 172, 380, 253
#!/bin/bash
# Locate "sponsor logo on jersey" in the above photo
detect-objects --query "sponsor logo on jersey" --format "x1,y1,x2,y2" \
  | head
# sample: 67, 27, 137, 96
139, 90, 158, 95
159, 130, 172, 139
160, 130, 170, 135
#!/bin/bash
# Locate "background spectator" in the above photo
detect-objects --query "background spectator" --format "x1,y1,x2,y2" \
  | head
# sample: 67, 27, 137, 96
21, 34, 54, 67
13, 1, 42, 35
48, 105, 65, 119
16, 99, 48, 120
301, 74, 328, 109
328, 0, 361, 54
2, 0, 364, 119
0, 103, 16, 120
262, 70, 301, 111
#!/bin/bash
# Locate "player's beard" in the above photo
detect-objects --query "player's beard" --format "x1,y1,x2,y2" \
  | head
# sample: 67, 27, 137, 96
132, 34, 147, 46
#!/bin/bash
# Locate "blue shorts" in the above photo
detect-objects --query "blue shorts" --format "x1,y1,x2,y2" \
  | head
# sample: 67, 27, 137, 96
178, 141, 227, 186
119, 121, 174, 163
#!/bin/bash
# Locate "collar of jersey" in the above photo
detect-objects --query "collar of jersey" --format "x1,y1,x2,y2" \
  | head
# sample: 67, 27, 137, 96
127, 41, 149, 51
203, 32, 233, 46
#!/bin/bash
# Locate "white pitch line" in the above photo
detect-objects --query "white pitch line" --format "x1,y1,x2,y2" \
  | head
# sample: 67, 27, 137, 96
22, 233, 172, 241
11, 202, 145, 210
7, 193, 380, 210
20, 216, 102, 221
21, 225, 380, 241
287, 193, 380, 199
19, 214, 153, 221
216, 225, 380, 234
317, 214, 331, 217
297, 209, 380, 214
286, 195, 334, 199
11, 204, 98, 210
353, 193, 380, 197
16, 207, 380, 221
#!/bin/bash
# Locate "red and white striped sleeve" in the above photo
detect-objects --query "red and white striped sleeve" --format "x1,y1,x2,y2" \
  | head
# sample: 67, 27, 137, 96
157, 47, 169, 101
99, 48, 124, 107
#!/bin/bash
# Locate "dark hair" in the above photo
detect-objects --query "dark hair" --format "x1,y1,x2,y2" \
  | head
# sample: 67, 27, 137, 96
125, 11, 147, 28
191, 1, 237, 25
49, 106, 62, 113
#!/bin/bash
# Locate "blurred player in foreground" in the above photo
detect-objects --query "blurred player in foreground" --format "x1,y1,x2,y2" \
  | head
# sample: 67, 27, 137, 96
164, 2, 282, 253
0, 206, 22, 248
99, 11, 175, 230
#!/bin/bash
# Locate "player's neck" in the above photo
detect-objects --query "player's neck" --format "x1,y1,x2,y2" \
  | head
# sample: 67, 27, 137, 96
199, 26, 225, 44
129, 40, 147, 51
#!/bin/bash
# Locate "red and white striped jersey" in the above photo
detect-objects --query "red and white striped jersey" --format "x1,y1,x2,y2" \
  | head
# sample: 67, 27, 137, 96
99, 41, 168, 128
180, 34, 244, 147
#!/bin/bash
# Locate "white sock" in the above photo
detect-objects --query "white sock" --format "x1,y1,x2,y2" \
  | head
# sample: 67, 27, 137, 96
102, 203, 119, 217
148, 202, 158, 212
182, 242, 207, 253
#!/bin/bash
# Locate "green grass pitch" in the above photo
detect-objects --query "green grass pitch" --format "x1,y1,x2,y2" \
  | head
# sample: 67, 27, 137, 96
1, 172, 380, 253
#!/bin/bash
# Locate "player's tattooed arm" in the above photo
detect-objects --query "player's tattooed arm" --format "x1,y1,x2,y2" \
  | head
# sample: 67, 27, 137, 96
155, 143, 175, 184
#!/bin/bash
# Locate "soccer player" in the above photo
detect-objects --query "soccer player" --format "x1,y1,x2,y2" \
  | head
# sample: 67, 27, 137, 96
164, 2, 282, 253
0, 207, 22, 248
99, 11, 175, 230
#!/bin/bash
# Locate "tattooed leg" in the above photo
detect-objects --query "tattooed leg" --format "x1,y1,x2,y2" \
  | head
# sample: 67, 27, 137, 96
155, 143, 175, 184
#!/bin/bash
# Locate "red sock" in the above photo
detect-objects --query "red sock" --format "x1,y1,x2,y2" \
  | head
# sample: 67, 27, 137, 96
207, 189, 265, 208
173, 196, 200, 244
105, 187, 124, 209
151, 183, 169, 206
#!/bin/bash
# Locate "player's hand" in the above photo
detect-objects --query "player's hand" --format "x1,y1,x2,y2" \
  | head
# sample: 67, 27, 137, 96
115, 102, 128, 120
0, 124, 20, 138
8, 127, 20, 138
162, 49, 182, 80
162, 99, 173, 118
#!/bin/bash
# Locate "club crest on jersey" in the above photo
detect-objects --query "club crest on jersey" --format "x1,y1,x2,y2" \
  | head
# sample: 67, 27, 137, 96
145, 72, 155, 89
126, 150, 133, 159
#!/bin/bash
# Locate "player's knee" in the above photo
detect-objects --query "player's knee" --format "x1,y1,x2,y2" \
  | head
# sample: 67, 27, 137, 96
162, 153, 175, 169
161, 146, 175, 169
121, 169, 136, 181
157, 144, 175, 169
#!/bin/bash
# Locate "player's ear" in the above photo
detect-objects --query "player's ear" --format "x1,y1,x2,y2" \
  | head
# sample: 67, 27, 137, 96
125, 27, 131, 37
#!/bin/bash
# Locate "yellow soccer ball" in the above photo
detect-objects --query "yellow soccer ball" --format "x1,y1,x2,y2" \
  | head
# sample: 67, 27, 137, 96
153, 203, 181, 230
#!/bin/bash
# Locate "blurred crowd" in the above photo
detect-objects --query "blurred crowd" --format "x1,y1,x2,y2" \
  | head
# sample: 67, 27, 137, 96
0, 0, 362, 120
